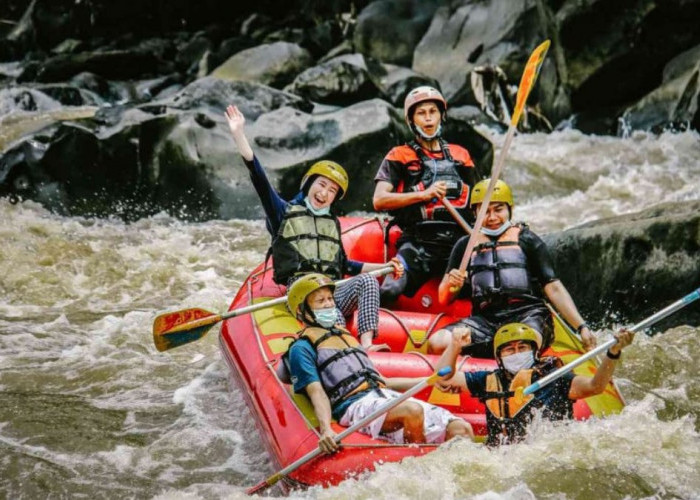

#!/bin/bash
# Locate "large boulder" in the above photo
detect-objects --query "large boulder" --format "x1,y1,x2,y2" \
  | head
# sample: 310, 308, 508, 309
0, 78, 314, 219
562, 0, 700, 130
544, 200, 700, 326
155, 76, 313, 118
285, 54, 384, 106
620, 44, 700, 133
210, 41, 313, 89
412, 0, 568, 123
375, 64, 440, 107
353, 0, 443, 66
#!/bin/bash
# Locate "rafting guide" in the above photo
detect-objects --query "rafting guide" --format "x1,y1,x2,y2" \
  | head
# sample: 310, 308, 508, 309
225, 104, 403, 351
373, 86, 480, 304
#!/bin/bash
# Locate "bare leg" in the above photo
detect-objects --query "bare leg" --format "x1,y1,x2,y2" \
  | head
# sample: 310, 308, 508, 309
381, 401, 425, 443
445, 419, 474, 441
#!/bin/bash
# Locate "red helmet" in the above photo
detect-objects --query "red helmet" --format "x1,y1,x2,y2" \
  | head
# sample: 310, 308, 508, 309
403, 86, 447, 125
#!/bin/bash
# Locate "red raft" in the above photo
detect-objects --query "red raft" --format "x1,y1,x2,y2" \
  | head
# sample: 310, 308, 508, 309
220, 216, 625, 491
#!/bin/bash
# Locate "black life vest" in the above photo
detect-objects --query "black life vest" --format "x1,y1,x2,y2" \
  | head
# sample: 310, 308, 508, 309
297, 326, 386, 407
393, 140, 472, 244
271, 204, 344, 285
479, 357, 571, 446
468, 224, 534, 308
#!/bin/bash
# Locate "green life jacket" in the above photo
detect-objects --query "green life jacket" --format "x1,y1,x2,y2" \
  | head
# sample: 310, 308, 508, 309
271, 204, 344, 285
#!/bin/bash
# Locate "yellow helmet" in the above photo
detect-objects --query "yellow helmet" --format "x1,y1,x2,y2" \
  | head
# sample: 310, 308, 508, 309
493, 323, 542, 358
469, 179, 514, 208
299, 160, 349, 200
287, 273, 336, 319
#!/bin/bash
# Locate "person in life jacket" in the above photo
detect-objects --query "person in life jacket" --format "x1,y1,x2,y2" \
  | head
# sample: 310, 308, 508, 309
435, 323, 634, 446
282, 274, 473, 453
373, 86, 480, 303
428, 179, 596, 357
225, 105, 403, 351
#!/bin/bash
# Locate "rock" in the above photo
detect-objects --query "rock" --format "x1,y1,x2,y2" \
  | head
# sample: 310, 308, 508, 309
619, 44, 700, 133
353, 0, 442, 66
157, 76, 313, 119
285, 54, 383, 106
414, 1, 548, 101
376, 63, 440, 107
544, 200, 700, 326
211, 41, 313, 89
564, 0, 700, 131
17, 48, 175, 83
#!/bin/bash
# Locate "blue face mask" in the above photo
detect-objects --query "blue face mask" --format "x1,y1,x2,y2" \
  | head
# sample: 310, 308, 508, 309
314, 307, 338, 328
304, 197, 331, 216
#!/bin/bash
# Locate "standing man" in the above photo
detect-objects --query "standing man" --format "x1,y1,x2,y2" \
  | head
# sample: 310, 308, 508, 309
373, 86, 480, 303
283, 273, 473, 452
436, 323, 634, 446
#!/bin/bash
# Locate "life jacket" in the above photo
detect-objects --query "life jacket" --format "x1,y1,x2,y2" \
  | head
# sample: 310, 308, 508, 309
297, 326, 386, 407
479, 357, 571, 446
271, 204, 344, 285
393, 140, 472, 245
468, 224, 534, 309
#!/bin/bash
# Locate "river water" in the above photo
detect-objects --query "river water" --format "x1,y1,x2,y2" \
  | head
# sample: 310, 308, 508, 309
1, 129, 699, 499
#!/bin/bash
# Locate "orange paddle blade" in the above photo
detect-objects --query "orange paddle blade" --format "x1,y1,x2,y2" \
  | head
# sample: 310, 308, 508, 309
511, 39, 550, 127
152, 308, 220, 351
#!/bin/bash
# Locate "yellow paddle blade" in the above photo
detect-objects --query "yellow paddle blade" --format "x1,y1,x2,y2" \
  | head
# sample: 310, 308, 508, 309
511, 39, 551, 127
152, 308, 220, 351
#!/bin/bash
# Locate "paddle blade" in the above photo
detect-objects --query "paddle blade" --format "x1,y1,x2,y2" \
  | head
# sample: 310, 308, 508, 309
511, 39, 550, 127
152, 308, 221, 352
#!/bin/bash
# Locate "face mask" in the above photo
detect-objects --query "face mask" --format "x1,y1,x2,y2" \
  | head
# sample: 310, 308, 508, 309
414, 123, 443, 140
480, 219, 512, 238
501, 350, 535, 375
313, 307, 338, 328
304, 196, 330, 216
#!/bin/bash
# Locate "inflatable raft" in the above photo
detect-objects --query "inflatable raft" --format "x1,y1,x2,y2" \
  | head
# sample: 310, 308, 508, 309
220, 216, 625, 491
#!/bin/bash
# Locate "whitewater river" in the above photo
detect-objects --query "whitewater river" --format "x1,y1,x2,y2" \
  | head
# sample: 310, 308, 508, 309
1, 129, 699, 499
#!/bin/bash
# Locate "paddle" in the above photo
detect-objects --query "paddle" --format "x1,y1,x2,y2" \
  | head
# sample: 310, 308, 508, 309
440, 198, 472, 235
456, 40, 550, 275
522, 286, 700, 396
153, 266, 395, 352
245, 366, 453, 495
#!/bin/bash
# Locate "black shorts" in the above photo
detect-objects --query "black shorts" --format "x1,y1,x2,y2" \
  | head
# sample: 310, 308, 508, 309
442, 302, 553, 359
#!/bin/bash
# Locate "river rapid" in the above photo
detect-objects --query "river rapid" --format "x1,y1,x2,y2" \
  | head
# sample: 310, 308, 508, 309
1, 129, 699, 499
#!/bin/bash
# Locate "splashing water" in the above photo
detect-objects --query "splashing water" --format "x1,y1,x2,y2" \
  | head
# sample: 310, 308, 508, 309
1, 130, 699, 499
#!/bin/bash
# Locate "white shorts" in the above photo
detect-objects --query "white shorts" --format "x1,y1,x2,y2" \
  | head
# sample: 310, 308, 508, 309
338, 388, 461, 444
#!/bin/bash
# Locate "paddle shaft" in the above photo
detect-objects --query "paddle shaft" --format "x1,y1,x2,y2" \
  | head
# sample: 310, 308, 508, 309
524, 287, 700, 396
441, 198, 472, 235
457, 129, 515, 272
246, 366, 452, 494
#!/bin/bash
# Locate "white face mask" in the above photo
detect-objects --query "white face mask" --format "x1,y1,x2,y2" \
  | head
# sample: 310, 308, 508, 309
304, 196, 331, 216
501, 351, 535, 375
313, 307, 338, 328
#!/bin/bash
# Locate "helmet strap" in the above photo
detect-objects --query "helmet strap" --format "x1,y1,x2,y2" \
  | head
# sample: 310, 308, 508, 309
480, 219, 512, 238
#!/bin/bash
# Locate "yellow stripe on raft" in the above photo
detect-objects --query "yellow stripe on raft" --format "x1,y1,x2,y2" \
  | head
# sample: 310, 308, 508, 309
549, 315, 625, 417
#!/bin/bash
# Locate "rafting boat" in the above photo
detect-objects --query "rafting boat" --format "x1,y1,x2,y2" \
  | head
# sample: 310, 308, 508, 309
219, 216, 625, 491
